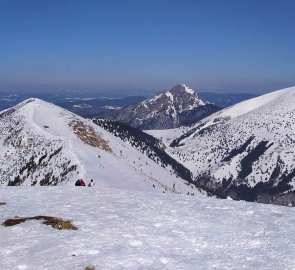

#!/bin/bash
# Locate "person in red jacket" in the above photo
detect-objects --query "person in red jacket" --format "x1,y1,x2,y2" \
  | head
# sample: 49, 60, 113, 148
79, 179, 86, 186
75, 179, 86, 186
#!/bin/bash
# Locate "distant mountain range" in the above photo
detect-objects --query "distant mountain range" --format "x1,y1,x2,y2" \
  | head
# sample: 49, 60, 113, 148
0, 92, 147, 118
0, 89, 257, 118
200, 92, 257, 108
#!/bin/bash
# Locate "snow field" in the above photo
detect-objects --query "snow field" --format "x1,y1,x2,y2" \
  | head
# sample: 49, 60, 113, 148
1, 187, 295, 269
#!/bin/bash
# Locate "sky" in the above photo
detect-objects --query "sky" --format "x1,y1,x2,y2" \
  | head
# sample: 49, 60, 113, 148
0, 0, 294, 94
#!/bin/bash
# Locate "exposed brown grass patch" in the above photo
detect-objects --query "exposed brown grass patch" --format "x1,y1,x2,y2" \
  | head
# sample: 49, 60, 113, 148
0, 201, 6, 206
2, 215, 77, 230
85, 266, 95, 270
70, 119, 112, 153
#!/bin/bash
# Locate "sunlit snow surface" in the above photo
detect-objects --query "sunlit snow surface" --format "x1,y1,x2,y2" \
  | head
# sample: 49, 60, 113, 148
1, 187, 295, 269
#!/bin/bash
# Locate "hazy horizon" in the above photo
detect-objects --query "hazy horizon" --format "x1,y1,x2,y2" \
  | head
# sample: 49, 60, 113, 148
1, 0, 294, 94
0, 82, 291, 97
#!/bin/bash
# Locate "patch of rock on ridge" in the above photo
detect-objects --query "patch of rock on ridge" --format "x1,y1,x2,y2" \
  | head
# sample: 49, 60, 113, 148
69, 119, 112, 153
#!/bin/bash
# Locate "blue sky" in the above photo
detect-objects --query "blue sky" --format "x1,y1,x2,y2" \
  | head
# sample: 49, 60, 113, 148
0, 0, 294, 94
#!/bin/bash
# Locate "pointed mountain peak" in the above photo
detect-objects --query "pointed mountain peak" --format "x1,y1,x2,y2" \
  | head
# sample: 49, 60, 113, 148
170, 84, 196, 95
165, 84, 207, 106
112, 84, 219, 129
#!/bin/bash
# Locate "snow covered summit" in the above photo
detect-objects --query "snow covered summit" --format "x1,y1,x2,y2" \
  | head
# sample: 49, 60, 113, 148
108, 84, 220, 130
163, 83, 207, 107
0, 98, 198, 194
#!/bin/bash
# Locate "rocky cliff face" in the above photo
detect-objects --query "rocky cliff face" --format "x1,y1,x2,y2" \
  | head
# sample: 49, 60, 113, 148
109, 84, 220, 130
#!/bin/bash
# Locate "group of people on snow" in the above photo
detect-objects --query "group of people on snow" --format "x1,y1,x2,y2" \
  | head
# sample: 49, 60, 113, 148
75, 179, 94, 187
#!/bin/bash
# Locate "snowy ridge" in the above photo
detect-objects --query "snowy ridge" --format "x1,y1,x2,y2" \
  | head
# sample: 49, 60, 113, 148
214, 86, 295, 119
155, 86, 295, 205
0, 98, 199, 194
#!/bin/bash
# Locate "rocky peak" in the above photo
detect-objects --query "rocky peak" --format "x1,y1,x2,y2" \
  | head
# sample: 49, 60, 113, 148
111, 84, 220, 130
161, 84, 208, 109
170, 84, 194, 94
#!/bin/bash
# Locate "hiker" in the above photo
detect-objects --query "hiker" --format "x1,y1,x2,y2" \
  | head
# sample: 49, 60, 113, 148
75, 179, 86, 186
88, 179, 94, 187
75, 179, 81, 186
80, 179, 86, 186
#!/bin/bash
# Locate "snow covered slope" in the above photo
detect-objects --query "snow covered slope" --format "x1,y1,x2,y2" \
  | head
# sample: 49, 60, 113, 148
108, 84, 220, 130
1, 187, 295, 269
163, 86, 295, 205
145, 127, 190, 148
0, 98, 199, 194
92, 119, 193, 184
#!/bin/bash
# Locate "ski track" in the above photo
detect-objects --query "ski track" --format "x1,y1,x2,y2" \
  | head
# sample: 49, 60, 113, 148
1, 187, 295, 270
